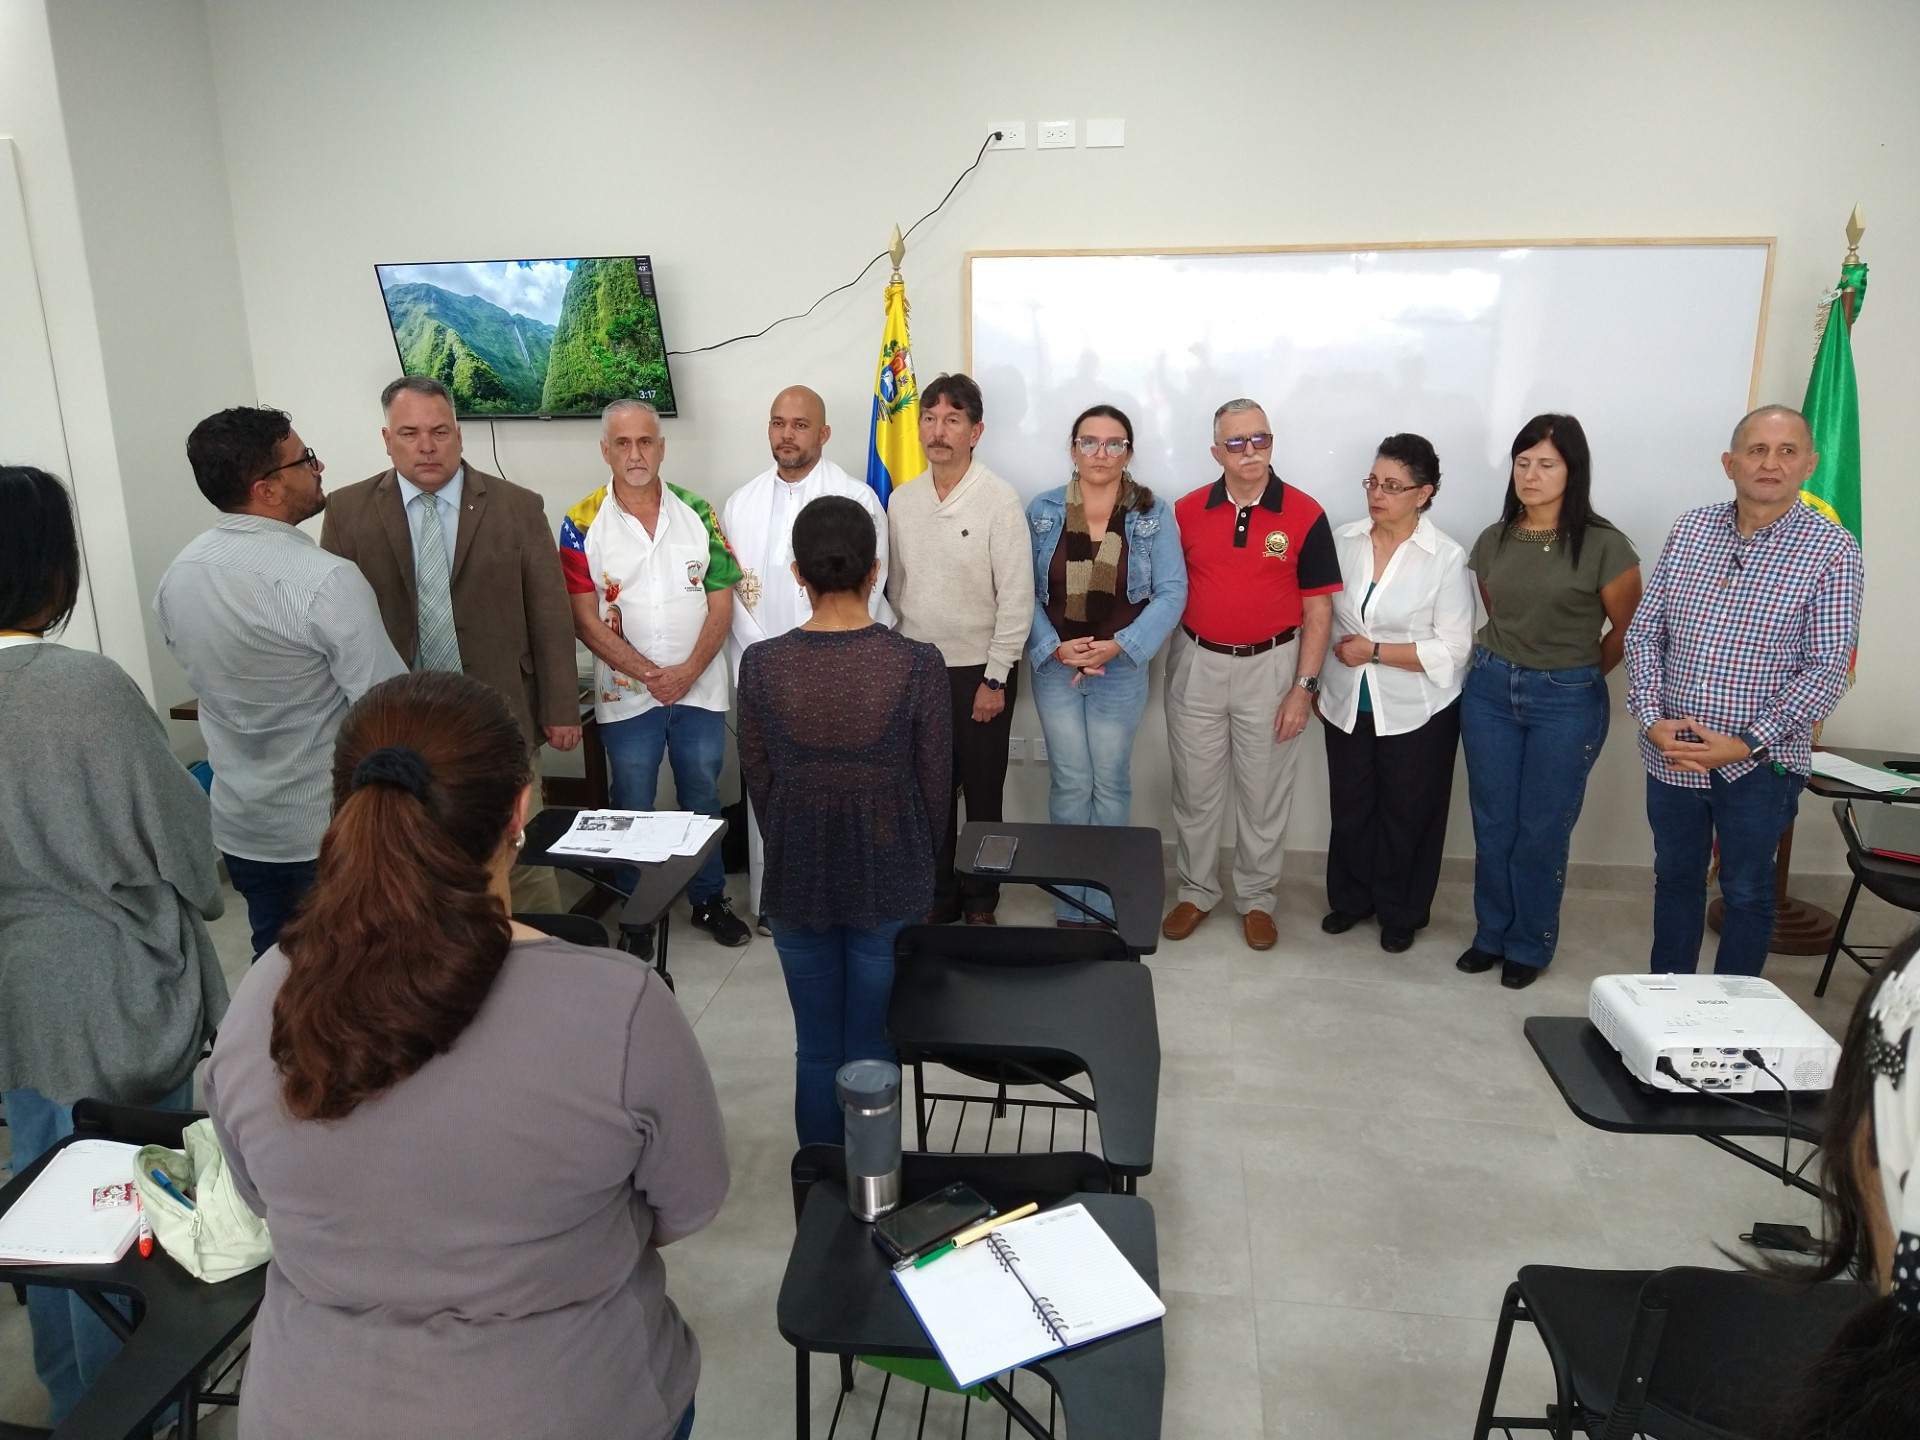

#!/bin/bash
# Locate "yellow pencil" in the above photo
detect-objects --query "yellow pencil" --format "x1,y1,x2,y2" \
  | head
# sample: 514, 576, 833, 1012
948, 1202, 1038, 1249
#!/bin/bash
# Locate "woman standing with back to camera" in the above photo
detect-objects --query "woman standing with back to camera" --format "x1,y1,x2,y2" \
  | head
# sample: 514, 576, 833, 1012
1456, 414, 1641, 990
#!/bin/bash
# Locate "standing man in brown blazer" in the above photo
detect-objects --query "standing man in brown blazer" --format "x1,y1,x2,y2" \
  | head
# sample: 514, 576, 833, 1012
321, 376, 581, 910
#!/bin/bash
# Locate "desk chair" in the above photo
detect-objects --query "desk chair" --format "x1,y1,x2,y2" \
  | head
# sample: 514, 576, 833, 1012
789, 1145, 1114, 1440
1815, 799, 1920, 997
891, 924, 1130, 1158
1471, 1264, 1869, 1440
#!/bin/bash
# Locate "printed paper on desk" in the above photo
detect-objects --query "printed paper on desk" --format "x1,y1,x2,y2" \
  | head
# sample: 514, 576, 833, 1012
1810, 753, 1915, 795
546, 810, 716, 863
0, 1141, 145, 1264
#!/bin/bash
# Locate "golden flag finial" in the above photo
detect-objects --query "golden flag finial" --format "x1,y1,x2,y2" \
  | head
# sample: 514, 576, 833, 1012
1844, 203, 1865, 264
888, 225, 905, 284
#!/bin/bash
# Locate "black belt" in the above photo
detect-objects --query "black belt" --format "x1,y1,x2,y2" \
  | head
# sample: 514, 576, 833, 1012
1183, 624, 1298, 658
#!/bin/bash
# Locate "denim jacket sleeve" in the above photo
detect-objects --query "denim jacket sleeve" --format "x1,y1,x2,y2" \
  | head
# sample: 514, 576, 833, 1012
1112, 498, 1189, 667
1026, 492, 1065, 670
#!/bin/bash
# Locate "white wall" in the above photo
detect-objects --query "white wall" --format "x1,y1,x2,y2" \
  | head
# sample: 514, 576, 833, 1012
187, 0, 1917, 874
0, 0, 152, 691
44, 0, 259, 747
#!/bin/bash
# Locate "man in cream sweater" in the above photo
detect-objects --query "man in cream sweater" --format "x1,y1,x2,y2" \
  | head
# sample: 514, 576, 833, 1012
886, 372, 1034, 924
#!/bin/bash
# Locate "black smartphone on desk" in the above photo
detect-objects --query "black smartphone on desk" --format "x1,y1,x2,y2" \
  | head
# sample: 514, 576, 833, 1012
871, 1182, 992, 1265
973, 834, 1019, 873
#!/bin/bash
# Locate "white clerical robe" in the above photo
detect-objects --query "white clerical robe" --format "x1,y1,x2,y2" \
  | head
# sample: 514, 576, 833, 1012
719, 458, 892, 914
720, 459, 892, 680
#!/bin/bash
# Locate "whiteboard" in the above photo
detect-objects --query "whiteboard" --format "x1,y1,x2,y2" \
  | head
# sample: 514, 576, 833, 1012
0, 137, 100, 651
966, 242, 1772, 564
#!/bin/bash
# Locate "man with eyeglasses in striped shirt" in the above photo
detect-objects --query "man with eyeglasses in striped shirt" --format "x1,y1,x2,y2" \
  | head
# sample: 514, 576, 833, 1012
157, 407, 406, 957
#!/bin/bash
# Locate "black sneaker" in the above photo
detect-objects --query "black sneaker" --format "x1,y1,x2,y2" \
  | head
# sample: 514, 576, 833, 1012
690, 895, 751, 948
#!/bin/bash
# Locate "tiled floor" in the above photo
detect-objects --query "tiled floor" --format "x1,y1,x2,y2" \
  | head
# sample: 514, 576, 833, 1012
1, 865, 1902, 1438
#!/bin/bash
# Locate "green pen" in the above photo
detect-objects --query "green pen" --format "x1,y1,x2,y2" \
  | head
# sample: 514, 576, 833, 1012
912, 1240, 957, 1269
911, 1201, 1039, 1268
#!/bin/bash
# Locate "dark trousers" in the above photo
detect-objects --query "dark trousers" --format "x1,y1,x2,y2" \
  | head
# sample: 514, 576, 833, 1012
223, 852, 319, 958
1646, 766, 1805, 976
1323, 701, 1461, 931
933, 663, 1018, 916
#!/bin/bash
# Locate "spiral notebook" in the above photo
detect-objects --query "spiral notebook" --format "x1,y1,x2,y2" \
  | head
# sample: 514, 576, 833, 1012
0, 1140, 144, 1265
892, 1202, 1164, 1388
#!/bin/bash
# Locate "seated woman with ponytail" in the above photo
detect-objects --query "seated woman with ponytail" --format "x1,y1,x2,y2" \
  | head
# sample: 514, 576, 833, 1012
205, 671, 727, 1440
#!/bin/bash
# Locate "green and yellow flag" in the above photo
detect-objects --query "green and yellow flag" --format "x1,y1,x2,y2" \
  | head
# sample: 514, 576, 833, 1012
1799, 261, 1866, 543
866, 279, 926, 507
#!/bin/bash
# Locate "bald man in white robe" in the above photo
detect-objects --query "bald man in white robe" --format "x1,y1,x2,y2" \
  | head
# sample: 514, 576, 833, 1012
722, 385, 891, 922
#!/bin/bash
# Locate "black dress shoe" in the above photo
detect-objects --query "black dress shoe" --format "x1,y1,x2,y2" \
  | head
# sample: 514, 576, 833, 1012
1379, 927, 1415, 953
1320, 910, 1366, 935
1500, 961, 1542, 989
1455, 947, 1502, 974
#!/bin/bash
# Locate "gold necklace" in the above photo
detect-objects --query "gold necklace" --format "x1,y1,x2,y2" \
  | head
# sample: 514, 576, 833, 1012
1511, 524, 1560, 553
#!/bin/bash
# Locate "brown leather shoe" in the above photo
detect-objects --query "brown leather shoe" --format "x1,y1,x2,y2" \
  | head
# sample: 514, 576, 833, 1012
1243, 910, 1278, 951
1162, 901, 1210, 941
963, 910, 998, 926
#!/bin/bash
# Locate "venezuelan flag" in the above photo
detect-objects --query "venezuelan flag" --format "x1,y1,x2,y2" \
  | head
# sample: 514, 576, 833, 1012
865, 280, 926, 507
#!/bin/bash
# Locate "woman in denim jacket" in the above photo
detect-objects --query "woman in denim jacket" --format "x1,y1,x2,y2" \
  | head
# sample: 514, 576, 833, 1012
1026, 405, 1188, 924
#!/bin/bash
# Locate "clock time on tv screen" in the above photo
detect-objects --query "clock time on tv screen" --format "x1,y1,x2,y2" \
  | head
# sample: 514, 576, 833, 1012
376, 255, 677, 419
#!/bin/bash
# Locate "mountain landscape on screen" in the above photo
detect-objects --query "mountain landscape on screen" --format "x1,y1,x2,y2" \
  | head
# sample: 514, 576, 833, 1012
376, 257, 676, 417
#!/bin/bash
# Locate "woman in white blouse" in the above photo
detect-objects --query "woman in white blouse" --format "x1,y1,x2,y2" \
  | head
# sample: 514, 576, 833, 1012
1317, 434, 1476, 952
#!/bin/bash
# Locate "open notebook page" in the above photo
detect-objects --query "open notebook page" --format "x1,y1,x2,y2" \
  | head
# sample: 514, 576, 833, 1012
995, 1203, 1166, 1345
893, 1235, 1061, 1389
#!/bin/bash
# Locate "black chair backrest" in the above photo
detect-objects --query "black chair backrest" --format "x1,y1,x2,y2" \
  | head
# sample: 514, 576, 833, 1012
513, 911, 611, 948
1621, 1266, 1871, 1439
789, 1143, 1113, 1224
71, 1098, 204, 1149
894, 923, 1130, 967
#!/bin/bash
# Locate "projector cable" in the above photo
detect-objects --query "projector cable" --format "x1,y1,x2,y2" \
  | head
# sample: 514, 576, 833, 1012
667, 131, 1000, 357
1654, 1056, 1798, 1187
1743, 1049, 1798, 1186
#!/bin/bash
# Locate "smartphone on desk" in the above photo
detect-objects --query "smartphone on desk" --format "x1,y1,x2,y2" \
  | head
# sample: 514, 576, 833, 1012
871, 1182, 992, 1266
973, 834, 1019, 874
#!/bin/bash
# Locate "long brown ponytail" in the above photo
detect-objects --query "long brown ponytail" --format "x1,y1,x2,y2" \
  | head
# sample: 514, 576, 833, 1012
271, 671, 532, 1120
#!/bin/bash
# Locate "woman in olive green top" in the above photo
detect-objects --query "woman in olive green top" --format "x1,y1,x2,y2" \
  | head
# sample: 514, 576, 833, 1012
1457, 414, 1641, 988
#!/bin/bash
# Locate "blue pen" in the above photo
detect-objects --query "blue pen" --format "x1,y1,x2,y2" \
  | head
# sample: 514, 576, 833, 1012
149, 1168, 195, 1211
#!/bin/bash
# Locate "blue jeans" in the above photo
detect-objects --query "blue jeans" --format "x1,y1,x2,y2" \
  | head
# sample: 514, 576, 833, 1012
599, 704, 728, 904
769, 918, 907, 1146
222, 852, 318, 958
1030, 655, 1150, 921
4, 1076, 195, 1424
670, 1398, 695, 1440
1459, 648, 1611, 970
1646, 766, 1805, 976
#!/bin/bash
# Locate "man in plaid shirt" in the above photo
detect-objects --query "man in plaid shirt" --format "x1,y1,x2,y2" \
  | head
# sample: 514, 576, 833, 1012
1624, 405, 1863, 976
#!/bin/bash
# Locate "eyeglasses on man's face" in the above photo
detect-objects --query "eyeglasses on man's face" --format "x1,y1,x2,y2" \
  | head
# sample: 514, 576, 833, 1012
1361, 476, 1422, 495
1073, 436, 1131, 458
1219, 432, 1274, 454
259, 448, 320, 482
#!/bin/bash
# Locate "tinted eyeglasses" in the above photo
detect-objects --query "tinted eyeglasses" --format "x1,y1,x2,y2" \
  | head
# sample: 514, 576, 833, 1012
1219, 432, 1274, 454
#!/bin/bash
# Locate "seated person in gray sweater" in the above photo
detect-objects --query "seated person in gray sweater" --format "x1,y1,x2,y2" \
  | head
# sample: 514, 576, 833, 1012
0, 465, 229, 1425
206, 671, 728, 1440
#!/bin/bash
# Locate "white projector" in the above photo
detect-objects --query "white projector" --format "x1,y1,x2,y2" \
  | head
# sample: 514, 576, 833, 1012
1588, 974, 1840, 1094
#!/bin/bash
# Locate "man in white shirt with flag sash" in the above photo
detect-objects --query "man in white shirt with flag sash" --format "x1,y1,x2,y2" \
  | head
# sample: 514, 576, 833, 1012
562, 399, 750, 948
721, 385, 890, 923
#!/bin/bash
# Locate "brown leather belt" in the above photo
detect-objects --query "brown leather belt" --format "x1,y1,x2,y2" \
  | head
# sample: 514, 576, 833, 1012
1183, 624, 1298, 657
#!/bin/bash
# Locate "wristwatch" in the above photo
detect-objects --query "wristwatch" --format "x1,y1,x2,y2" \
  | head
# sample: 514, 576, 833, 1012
1296, 674, 1321, 696
982, 676, 1005, 692
1737, 730, 1768, 763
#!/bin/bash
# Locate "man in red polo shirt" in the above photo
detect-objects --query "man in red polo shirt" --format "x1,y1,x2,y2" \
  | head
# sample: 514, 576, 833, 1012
1163, 398, 1340, 950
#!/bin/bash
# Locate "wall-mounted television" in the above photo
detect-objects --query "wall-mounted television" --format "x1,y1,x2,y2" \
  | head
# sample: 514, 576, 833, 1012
375, 256, 676, 419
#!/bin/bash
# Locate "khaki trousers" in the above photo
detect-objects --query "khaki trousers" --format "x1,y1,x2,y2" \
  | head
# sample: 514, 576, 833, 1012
1164, 630, 1303, 915
507, 757, 563, 913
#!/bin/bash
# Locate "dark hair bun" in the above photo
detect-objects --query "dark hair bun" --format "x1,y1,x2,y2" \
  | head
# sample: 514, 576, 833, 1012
791, 496, 877, 596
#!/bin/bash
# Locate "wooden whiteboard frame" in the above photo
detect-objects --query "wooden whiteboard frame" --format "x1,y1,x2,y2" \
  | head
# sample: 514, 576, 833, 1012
964, 238, 1777, 409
